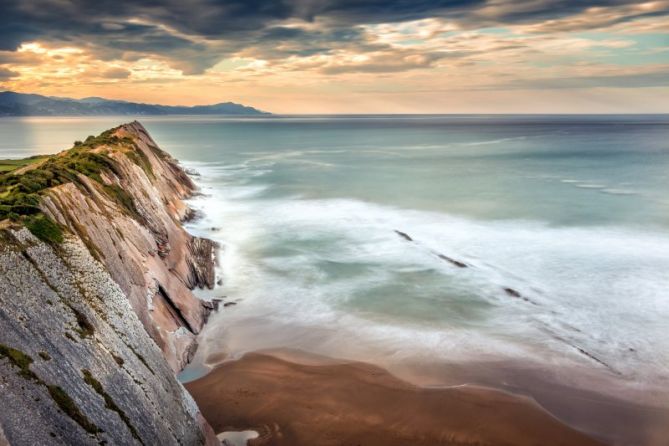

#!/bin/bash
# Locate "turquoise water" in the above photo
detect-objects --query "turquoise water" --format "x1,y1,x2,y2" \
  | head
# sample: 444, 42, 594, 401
3, 115, 669, 399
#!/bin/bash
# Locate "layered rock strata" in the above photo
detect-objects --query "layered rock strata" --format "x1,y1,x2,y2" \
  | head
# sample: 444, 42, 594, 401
0, 122, 218, 445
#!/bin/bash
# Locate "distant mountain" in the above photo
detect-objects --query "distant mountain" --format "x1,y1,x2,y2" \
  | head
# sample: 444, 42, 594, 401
0, 91, 269, 116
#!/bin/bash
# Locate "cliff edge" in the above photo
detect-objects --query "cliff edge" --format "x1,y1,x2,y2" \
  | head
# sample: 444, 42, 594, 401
0, 122, 218, 445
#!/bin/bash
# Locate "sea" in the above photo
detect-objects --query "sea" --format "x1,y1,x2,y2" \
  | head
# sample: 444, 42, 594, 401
3, 115, 669, 427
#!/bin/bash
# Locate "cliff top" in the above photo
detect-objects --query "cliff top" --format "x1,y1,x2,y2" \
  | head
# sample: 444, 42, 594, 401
0, 121, 178, 243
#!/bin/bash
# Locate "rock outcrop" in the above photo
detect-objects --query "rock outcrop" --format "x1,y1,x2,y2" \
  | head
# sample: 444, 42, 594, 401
0, 122, 219, 445
39, 122, 215, 371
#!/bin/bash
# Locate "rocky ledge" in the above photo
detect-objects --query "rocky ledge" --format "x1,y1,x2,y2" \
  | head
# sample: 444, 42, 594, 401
0, 122, 219, 445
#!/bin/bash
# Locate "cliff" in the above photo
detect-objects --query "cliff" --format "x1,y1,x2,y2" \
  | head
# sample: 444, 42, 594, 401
0, 122, 219, 445
39, 122, 217, 371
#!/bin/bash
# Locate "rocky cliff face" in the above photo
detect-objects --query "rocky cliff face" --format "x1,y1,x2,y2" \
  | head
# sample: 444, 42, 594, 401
0, 122, 219, 445
40, 122, 216, 371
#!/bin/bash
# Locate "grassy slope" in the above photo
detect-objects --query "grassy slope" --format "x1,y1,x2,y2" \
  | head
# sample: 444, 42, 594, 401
0, 155, 51, 173
0, 126, 147, 243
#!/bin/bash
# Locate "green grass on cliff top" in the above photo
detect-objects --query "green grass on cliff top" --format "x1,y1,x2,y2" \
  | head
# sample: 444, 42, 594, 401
0, 155, 51, 173
0, 126, 146, 243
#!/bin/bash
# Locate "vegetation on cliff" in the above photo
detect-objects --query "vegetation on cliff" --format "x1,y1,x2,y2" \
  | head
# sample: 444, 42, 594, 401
0, 155, 51, 173
0, 122, 216, 445
47, 385, 101, 435
83, 368, 143, 444
24, 214, 64, 243
0, 343, 101, 436
0, 343, 38, 381
0, 126, 155, 243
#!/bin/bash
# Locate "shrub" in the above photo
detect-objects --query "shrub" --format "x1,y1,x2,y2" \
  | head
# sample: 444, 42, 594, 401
103, 184, 143, 221
25, 215, 63, 244
0, 344, 38, 381
0, 125, 143, 242
126, 150, 154, 178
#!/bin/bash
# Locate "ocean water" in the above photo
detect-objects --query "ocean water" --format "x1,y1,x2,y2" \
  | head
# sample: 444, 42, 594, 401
3, 115, 669, 402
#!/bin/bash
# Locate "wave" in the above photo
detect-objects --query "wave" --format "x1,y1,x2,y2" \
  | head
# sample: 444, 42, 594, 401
601, 188, 638, 196
183, 162, 669, 400
557, 177, 640, 196
575, 183, 606, 189
462, 136, 528, 146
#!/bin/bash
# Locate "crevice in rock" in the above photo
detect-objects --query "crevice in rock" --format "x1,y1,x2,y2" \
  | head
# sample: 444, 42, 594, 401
156, 284, 194, 334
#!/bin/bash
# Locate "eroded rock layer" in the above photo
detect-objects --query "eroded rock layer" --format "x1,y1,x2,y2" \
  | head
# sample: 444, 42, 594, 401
0, 122, 218, 445
39, 122, 215, 371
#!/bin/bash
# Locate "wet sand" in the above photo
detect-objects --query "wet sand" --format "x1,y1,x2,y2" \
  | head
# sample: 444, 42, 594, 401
186, 351, 605, 446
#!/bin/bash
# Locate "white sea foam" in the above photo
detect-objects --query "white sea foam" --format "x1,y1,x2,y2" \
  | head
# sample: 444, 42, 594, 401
182, 160, 669, 399
557, 178, 640, 197
601, 188, 637, 196
217, 431, 259, 446
575, 183, 607, 189
462, 136, 528, 146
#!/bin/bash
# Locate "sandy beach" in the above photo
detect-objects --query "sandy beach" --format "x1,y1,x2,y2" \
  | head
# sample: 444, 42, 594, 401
186, 351, 607, 446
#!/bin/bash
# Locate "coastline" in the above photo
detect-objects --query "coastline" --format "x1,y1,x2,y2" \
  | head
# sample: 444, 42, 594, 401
185, 349, 605, 446
2, 119, 667, 444
0, 122, 219, 445
185, 346, 669, 445
180, 158, 669, 446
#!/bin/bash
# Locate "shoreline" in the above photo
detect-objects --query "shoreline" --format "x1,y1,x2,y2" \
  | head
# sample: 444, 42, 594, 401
185, 348, 669, 445
186, 349, 609, 446
181, 162, 668, 446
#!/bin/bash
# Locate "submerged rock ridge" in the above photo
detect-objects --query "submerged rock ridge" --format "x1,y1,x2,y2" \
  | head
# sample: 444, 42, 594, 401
0, 122, 218, 445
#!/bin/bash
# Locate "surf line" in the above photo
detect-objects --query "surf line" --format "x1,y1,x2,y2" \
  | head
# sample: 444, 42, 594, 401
393, 229, 625, 374
393, 229, 535, 304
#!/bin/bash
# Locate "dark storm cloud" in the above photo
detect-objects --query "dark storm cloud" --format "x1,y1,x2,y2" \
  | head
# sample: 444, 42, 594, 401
258, 26, 363, 46
1, 0, 667, 72
302, 0, 485, 24
248, 25, 378, 60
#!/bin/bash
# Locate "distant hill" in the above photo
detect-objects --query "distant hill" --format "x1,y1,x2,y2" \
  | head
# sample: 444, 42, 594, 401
0, 91, 268, 116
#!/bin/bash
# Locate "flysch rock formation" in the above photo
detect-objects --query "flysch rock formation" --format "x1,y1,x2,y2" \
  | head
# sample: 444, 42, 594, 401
0, 122, 219, 445
40, 122, 217, 372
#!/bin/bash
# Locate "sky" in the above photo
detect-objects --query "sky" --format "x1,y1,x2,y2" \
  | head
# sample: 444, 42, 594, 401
0, 0, 668, 113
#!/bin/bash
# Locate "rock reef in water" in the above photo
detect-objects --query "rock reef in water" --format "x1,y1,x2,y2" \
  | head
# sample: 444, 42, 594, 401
0, 122, 218, 445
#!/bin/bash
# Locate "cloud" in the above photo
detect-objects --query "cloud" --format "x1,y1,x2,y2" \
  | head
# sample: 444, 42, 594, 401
101, 67, 131, 79
514, 1, 669, 32
0, 0, 668, 113
0, 50, 42, 65
1, 0, 667, 73
495, 68, 669, 89
0, 67, 19, 80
